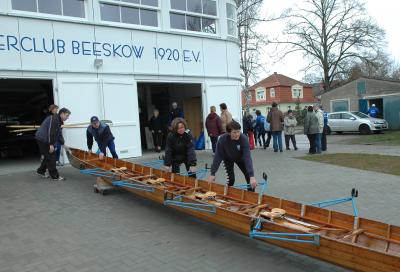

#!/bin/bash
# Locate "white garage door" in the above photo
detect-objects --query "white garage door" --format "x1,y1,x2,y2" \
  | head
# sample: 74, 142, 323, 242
57, 78, 141, 159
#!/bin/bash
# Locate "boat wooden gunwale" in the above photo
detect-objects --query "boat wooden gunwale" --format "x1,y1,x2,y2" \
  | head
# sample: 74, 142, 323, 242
66, 148, 400, 272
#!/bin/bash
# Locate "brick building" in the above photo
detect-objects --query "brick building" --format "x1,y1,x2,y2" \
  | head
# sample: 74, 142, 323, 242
242, 72, 317, 115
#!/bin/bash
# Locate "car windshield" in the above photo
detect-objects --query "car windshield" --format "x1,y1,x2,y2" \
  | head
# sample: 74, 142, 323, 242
351, 112, 369, 118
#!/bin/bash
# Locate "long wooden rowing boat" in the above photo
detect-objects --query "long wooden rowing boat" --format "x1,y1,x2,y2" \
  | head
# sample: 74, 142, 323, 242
66, 147, 400, 272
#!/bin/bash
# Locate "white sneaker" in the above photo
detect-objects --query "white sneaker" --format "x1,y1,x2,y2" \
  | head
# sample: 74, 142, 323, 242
52, 176, 66, 181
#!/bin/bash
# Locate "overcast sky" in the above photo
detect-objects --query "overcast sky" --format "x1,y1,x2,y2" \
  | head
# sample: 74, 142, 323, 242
256, 0, 400, 83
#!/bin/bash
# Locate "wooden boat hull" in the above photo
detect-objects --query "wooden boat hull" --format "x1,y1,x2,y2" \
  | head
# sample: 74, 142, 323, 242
66, 148, 400, 272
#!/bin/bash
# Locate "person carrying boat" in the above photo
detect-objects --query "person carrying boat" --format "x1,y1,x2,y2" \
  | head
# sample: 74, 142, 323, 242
164, 118, 197, 177
87, 116, 118, 160
35, 108, 71, 181
208, 120, 257, 191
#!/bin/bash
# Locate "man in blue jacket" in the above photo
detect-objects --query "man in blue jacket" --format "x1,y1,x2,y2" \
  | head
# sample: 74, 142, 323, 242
367, 104, 379, 118
35, 108, 71, 181
87, 116, 118, 159
254, 110, 267, 149
208, 121, 257, 191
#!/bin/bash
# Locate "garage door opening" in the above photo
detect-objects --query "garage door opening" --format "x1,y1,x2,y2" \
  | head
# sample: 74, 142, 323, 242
0, 79, 54, 160
137, 83, 203, 152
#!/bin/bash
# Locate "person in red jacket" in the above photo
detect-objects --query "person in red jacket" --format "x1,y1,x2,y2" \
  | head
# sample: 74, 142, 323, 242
205, 106, 222, 154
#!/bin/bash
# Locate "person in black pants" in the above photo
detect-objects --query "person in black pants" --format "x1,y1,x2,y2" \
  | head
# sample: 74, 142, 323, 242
149, 109, 164, 152
304, 106, 319, 154
35, 108, 71, 181
164, 118, 197, 178
208, 121, 257, 191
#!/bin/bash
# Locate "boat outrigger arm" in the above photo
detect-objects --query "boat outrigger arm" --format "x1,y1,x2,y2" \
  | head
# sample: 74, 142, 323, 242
309, 188, 359, 217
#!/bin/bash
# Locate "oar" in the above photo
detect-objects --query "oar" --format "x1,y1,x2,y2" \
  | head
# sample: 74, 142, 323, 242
9, 128, 37, 133
6, 125, 40, 128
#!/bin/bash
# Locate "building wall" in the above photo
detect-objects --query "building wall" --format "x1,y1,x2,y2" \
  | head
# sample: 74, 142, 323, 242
0, 0, 242, 157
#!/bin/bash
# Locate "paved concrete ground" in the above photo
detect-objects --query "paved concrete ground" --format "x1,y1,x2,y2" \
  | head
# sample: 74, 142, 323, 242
1, 134, 399, 272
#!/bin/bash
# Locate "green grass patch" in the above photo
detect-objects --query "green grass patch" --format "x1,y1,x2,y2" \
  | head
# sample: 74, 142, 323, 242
343, 131, 400, 146
298, 153, 400, 176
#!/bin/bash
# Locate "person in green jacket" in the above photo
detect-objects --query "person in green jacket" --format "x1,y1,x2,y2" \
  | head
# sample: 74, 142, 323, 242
304, 106, 319, 154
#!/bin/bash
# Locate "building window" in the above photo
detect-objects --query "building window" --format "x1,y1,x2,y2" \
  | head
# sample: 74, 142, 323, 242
331, 100, 349, 112
291, 85, 303, 98
12, 0, 86, 18
170, 0, 217, 34
100, 0, 159, 27
226, 3, 237, 37
256, 88, 265, 101
270, 88, 275, 98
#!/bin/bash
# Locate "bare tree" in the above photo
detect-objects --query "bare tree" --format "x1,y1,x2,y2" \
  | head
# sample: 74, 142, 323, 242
235, 0, 266, 111
347, 50, 400, 80
276, 0, 385, 91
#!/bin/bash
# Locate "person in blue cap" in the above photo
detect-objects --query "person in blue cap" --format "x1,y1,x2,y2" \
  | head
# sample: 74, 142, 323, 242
86, 116, 118, 159
367, 104, 380, 118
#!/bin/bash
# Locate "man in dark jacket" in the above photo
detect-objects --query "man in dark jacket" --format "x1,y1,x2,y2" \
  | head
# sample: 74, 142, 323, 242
35, 108, 71, 181
208, 121, 257, 191
164, 118, 197, 177
168, 102, 184, 129
149, 109, 164, 152
87, 116, 118, 159
267, 102, 284, 152
205, 106, 222, 154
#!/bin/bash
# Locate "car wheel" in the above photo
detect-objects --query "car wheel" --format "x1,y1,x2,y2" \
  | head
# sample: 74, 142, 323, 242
359, 124, 371, 135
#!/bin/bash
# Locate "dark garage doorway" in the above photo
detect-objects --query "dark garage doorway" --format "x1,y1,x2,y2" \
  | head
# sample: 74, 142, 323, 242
0, 79, 54, 159
137, 82, 203, 152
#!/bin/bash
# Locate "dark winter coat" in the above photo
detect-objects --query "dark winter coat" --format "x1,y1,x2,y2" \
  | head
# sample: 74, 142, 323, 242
210, 133, 254, 177
164, 131, 197, 166
35, 114, 64, 145
205, 112, 222, 137
168, 108, 184, 125
86, 122, 115, 154
149, 116, 164, 132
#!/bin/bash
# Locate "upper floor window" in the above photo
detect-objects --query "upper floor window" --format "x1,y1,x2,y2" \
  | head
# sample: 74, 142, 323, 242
291, 85, 303, 98
226, 3, 237, 37
269, 88, 275, 98
170, 0, 217, 34
12, 0, 85, 18
255, 88, 265, 101
100, 0, 158, 27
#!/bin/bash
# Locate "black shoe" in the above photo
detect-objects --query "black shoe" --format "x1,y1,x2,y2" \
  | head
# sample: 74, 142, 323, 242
294, 147, 298, 150
274, 149, 278, 152
280, 150, 283, 152
286, 148, 290, 150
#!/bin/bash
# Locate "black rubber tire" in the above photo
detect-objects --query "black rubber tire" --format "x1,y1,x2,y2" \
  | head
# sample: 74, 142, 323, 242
359, 124, 371, 135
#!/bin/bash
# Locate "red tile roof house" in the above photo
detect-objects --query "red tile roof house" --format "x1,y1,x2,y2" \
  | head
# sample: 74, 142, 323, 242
242, 72, 317, 116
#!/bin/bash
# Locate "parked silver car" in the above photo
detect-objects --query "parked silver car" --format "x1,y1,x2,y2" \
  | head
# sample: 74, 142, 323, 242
327, 111, 388, 135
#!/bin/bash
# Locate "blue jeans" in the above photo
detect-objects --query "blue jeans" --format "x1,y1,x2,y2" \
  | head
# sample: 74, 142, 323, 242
96, 139, 118, 159
55, 142, 62, 162
272, 131, 283, 151
315, 133, 322, 153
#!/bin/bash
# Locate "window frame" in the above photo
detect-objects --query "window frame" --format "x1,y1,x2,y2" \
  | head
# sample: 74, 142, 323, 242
99, 0, 160, 28
169, 0, 218, 35
291, 84, 303, 99
255, 87, 266, 101
226, 2, 237, 37
269, 88, 276, 98
10, 0, 88, 20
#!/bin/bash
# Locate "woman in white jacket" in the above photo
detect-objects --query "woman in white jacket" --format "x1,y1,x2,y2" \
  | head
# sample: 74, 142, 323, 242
284, 110, 298, 150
